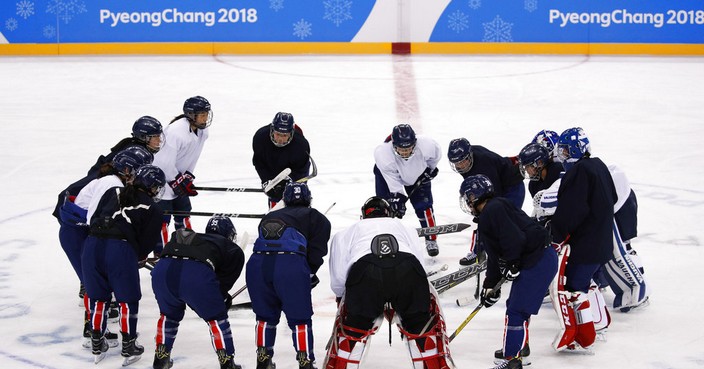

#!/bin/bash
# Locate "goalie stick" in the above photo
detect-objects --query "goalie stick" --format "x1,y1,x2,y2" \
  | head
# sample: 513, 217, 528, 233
416, 223, 471, 237
430, 259, 487, 294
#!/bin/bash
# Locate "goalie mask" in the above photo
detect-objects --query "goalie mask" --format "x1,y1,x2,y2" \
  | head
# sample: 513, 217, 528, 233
557, 127, 591, 171
206, 216, 237, 242
361, 196, 392, 219
283, 182, 312, 207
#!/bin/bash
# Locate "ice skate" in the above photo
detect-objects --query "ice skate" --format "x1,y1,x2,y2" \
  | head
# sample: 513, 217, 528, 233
120, 332, 143, 366
490, 357, 522, 369
217, 349, 242, 369
494, 344, 530, 365
425, 239, 439, 257
256, 347, 276, 369
152, 344, 173, 369
91, 330, 109, 364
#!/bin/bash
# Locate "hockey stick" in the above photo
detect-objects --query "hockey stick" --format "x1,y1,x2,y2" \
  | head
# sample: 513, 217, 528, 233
296, 153, 318, 183
431, 259, 487, 294
163, 210, 266, 218
263, 168, 294, 193
426, 263, 449, 277
193, 186, 264, 193
449, 278, 506, 342
229, 284, 248, 300
416, 223, 471, 237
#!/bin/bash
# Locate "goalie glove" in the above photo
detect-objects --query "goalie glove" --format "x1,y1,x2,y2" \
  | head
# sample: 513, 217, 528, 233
169, 171, 198, 197
480, 287, 501, 308
387, 193, 408, 218
310, 274, 320, 289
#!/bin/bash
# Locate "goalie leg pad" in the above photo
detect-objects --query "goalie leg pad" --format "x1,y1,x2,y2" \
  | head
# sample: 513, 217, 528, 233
398, 291, 454, 369
603, 223, 648, 310
325, 322, 379, 369
570, 292, 596, 349
550, 246, 577, 352
588, 284, 611, 332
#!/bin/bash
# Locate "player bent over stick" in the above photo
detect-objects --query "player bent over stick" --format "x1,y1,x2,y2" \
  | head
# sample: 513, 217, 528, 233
324, 196, 454, 369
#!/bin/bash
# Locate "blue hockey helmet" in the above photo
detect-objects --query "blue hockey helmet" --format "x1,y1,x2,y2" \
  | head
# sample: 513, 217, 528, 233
133, 164, 166, 200
282, 182, 312, 207
361, 196, 392, 219
532, 129, 559, 158
391, 124, 417, 159
112, 146, 154, 179
270, 112, 295, 147
447, 138, 474, 174
206, 216, 237, 242
557, 127, 591, 171
183, 96, 213, 129
459, 174, 494, 216
518, 143, 550, 181
131, 116, 165, 153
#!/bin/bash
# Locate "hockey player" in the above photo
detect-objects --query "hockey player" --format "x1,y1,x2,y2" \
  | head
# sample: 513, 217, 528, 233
373, 124, 442, 257
82, 164, 166, 365
53, 115, 164, 225
246, 182, 331, 369
252, 112, 311, 208
153, 96, 212, 255
447, 137, 524, 265
324, 196, 454, 369
60, 146, 153, 348
517, 142, 563, 199
548, 127, 618, 352
460, 175, 557, 369
151, 216, 245, 369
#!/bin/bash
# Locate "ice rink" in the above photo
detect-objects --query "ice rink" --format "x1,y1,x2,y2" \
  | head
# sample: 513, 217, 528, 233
1, 54, 704, 369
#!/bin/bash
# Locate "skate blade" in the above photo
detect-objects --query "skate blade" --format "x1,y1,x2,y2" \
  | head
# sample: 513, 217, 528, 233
493, 358, 531, 366
122, 354, 142, 366
83, 339, 91, 349
562, 346, 595, 356
94, 352, 107, 364
595, 330, 608, 342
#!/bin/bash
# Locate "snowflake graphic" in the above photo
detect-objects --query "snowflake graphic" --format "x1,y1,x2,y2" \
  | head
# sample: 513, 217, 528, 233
448, 10, 469, 33
16, 0, 35, 19
468, 0, 481, 10
5, 18, 18, 31
269, 0, 284, 12
46, 0, 87, 24
293, 19, 312, 39
524, 0, 538, 12
482, 15, 513, 42
43, 25, 56, 38
323, 0, 353, 27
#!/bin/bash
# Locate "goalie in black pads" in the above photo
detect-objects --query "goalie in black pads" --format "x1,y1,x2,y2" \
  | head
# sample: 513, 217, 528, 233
324, 196, 454, 369
150, 216, 245, 369
460, 175, 557, 369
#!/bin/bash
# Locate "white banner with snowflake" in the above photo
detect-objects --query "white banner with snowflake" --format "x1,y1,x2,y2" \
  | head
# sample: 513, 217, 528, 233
1, 0, 702, 44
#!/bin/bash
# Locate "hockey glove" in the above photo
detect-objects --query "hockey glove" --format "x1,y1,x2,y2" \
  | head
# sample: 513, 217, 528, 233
499, 259, 521, 281
263, 176, 290, 200
480, 287, 501, 308
169, 171, 198, 197
419, 167, 439, 184
310, 274, 320, 289
387, 193, 408, 218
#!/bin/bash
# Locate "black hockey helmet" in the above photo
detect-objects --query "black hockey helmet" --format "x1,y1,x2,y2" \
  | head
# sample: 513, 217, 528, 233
361, 196, 392, 219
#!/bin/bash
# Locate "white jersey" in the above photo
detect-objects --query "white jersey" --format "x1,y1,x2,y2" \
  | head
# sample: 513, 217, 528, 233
328, 217, 426, 298
373, 136, 441, 196
533, 164, 632, 219
75, 175, 124, 223
153, 117, 209, 200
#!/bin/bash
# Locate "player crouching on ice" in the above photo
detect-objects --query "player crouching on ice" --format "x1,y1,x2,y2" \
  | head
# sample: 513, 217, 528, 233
459, 175, 558, 369
324, 196, 454, 369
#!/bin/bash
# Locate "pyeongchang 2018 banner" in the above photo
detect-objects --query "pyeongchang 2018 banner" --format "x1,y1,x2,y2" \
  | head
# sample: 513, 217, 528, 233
0, 0, 702, 44
429, 0, 704, 43
0, 0, 375, 43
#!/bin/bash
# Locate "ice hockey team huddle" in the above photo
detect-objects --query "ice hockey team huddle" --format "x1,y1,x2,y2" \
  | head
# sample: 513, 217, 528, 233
53, 95, 650, 369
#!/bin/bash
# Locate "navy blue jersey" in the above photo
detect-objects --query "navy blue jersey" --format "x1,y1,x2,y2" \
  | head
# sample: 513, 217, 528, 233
477, 197, 549, 287
551, 157, 617, 265
461, 145, 523, 197
256, 205, 331, 274
162, 230, 245, 297
528, 160, 563, 198
89, 186, 163, 260
252, 125, 311, 183
52, 137, 145, 222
